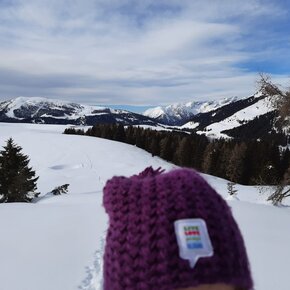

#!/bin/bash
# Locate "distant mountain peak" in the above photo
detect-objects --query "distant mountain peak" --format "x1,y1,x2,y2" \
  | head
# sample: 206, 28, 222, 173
143, 96, 239, 126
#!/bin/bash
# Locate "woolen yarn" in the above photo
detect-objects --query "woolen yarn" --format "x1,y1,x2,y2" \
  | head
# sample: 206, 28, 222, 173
103, 167, 253, 290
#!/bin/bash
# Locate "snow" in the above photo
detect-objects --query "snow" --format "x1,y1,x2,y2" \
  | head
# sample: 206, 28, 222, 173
253, 91, 263, 99
0, 123, 174, 290
143, 96, 239, 122
132, 124, 175, 132
0, 123, 289, 290
143, 106, 165, 119
181, 121, 200, 129
197, 95, 275, 138
0, 96, 110, 120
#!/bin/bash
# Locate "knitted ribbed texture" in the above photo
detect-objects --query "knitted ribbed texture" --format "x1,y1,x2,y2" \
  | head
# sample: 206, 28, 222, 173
103, 167, 253, 290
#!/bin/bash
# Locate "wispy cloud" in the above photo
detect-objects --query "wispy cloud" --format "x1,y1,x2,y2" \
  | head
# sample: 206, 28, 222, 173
0, 0, 289, 105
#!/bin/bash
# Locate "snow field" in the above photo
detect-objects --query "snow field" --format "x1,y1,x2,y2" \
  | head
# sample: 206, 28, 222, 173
0, 123, 289, 290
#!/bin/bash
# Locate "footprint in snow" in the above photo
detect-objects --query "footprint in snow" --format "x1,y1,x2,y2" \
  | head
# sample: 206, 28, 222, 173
79, 234, 106, 290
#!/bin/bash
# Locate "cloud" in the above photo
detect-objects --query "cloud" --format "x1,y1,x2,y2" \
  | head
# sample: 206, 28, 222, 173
0, 0, 289, 105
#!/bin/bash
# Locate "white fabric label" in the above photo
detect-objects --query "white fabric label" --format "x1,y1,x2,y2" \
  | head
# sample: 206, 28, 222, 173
174, 218, 214, 268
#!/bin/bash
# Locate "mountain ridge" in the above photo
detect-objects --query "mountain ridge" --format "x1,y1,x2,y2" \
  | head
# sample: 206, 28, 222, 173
144, 91, 287, 141
143, 96, 239, 126
0, 96, 157, 126
0, 93, 287, 142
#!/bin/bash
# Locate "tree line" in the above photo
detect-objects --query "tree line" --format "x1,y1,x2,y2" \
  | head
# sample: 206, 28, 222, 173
64, 124, 290, 186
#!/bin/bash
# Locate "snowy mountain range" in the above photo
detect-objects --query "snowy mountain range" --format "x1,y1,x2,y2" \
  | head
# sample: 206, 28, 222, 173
0, 93, 284, 140
145, 91, 284, 139
0, 97, 156, 126
182, 91, 279, 139
143, 96, 239, 126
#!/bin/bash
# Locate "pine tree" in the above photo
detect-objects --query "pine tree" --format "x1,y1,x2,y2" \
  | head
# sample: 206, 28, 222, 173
149, 137, 159, 157
176, 137, 192, 167
0, 138, 39, 203
226, 143, 247, 183
125, 126, 134, 145
202, 142, 218, 174
113, 124, 126, 142
134, 127, 145, 148
192, 136, 209, 170
160, 136, 173, 161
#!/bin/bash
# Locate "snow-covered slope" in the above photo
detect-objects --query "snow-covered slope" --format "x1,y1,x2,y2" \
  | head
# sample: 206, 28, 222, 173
0, 123, 289, 290
196, 95, 275, 138
180, 91, 282, 139
0, 123, 174, 290
143, 96, 239, 125
1, 96, 107, 119
0, 97, 157, 126
144, 91, 285, 140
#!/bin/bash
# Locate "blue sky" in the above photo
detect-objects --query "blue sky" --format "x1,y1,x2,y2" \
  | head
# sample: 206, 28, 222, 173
0, 0, 289, 110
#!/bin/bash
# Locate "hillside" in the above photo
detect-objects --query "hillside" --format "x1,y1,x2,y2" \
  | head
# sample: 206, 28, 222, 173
192, 92, 277, 139
145, 91, 287, 140
0, 97, 157, 126
0, 123, 289, 290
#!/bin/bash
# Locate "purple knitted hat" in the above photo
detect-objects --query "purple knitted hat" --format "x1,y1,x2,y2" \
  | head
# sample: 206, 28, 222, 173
103, 167, 253, 290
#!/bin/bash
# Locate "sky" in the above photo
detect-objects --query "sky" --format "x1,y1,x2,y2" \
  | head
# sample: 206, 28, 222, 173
0, 0, 290, 110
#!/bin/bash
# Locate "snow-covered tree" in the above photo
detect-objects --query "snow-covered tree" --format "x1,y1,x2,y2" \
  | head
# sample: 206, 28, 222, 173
0, 138, 39, 202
